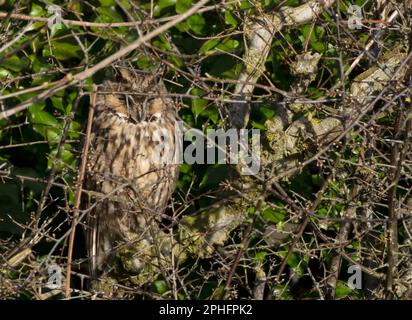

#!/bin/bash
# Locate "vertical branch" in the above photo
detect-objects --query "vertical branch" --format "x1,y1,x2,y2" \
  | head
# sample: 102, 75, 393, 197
385, 97, 412, 299
65, 86, 97, 298
385, 25, 412, 298
325, 185, 359, 299
384, 109, 401, 299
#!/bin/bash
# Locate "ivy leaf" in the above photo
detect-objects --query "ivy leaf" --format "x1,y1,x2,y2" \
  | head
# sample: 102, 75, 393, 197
98, 0, 116, 6
49, 22, 66, 38
336, 281, 353, 299
180, 163, 192, 174
259, 104, 276, 119
224, 11, 238, 27
30, 3, 46, 17
250, 120, 266, 130
48, 147, 76, 172
44, 41, 83, 61
216, 39, 239, 52
187, 14, 205, 35
96, 6, 124, 22
176, 0, 192, 13
0, 68, 13, 79
262, 207, 285, 223
192, 98, 208, 119
199, 39, 220, 54
51, 96, 65, 113
191, 88, 208, 119
287, 252, 300, 269
153, 280, 168, 294
28, 104, 62, 143
254, 251, 267, 264
154, 0, 176, 17
0, 55, 29, 72
68, 121, 81, 140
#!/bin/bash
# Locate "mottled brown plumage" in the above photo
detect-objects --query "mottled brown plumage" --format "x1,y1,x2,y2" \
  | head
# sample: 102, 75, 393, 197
84, 68, 179, 278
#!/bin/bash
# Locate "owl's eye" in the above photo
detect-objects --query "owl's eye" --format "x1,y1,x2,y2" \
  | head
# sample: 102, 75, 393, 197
109, 92, 138, 124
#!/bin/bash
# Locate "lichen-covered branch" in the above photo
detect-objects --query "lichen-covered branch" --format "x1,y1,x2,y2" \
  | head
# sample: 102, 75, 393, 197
228, 0, 336, 128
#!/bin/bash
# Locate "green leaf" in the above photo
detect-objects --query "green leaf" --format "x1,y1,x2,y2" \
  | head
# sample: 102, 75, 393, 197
176, 0, 192, 13
191, 88, 208, 119
31, 55, 52, 74
0, 55, 29, 72
96, 6, 124, 23
49, 22, 66, 38
250, 120, 265, 130
259, 104, 275, 119
335, 281, 353, 299
45, 41, 83, 61
136, 54, 156, 71
262, 207, 285, 223
48, 148, 75, 172
239, 0, 254, 10
28, 104, 62, 143
154, 280, 168, 294
287, 252, 300, 269
174, 22, 189, 33
0, 68, 13, 79
199, 39, 220, 54
51, 96, 65, 113
286, 0, 299, 5
216, 39, 239, 52
254, 251, 267, 264
154, 0, 176, 17
187, 14, 205, 35
30, 3, 46, 17
152, 34, 172, 51
68, 121, 81, 139
98, 0, 116, 6
170, 55, 184, 68
301, 25, 325, 52
224, 11, 238, 26
180, 163, 192, 174
192, 98, 208, 119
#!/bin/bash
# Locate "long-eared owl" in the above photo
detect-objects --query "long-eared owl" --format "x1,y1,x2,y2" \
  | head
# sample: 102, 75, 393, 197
83, 67, 179, 279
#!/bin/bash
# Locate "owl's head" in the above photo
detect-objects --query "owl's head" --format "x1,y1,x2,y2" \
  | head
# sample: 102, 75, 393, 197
99, 67, 175, 122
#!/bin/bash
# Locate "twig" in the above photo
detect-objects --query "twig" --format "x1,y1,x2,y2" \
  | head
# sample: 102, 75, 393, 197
385, 94, 412, 299
325, 184, 359, 299
219, 198, 264, 299
65, 85, 96, 298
